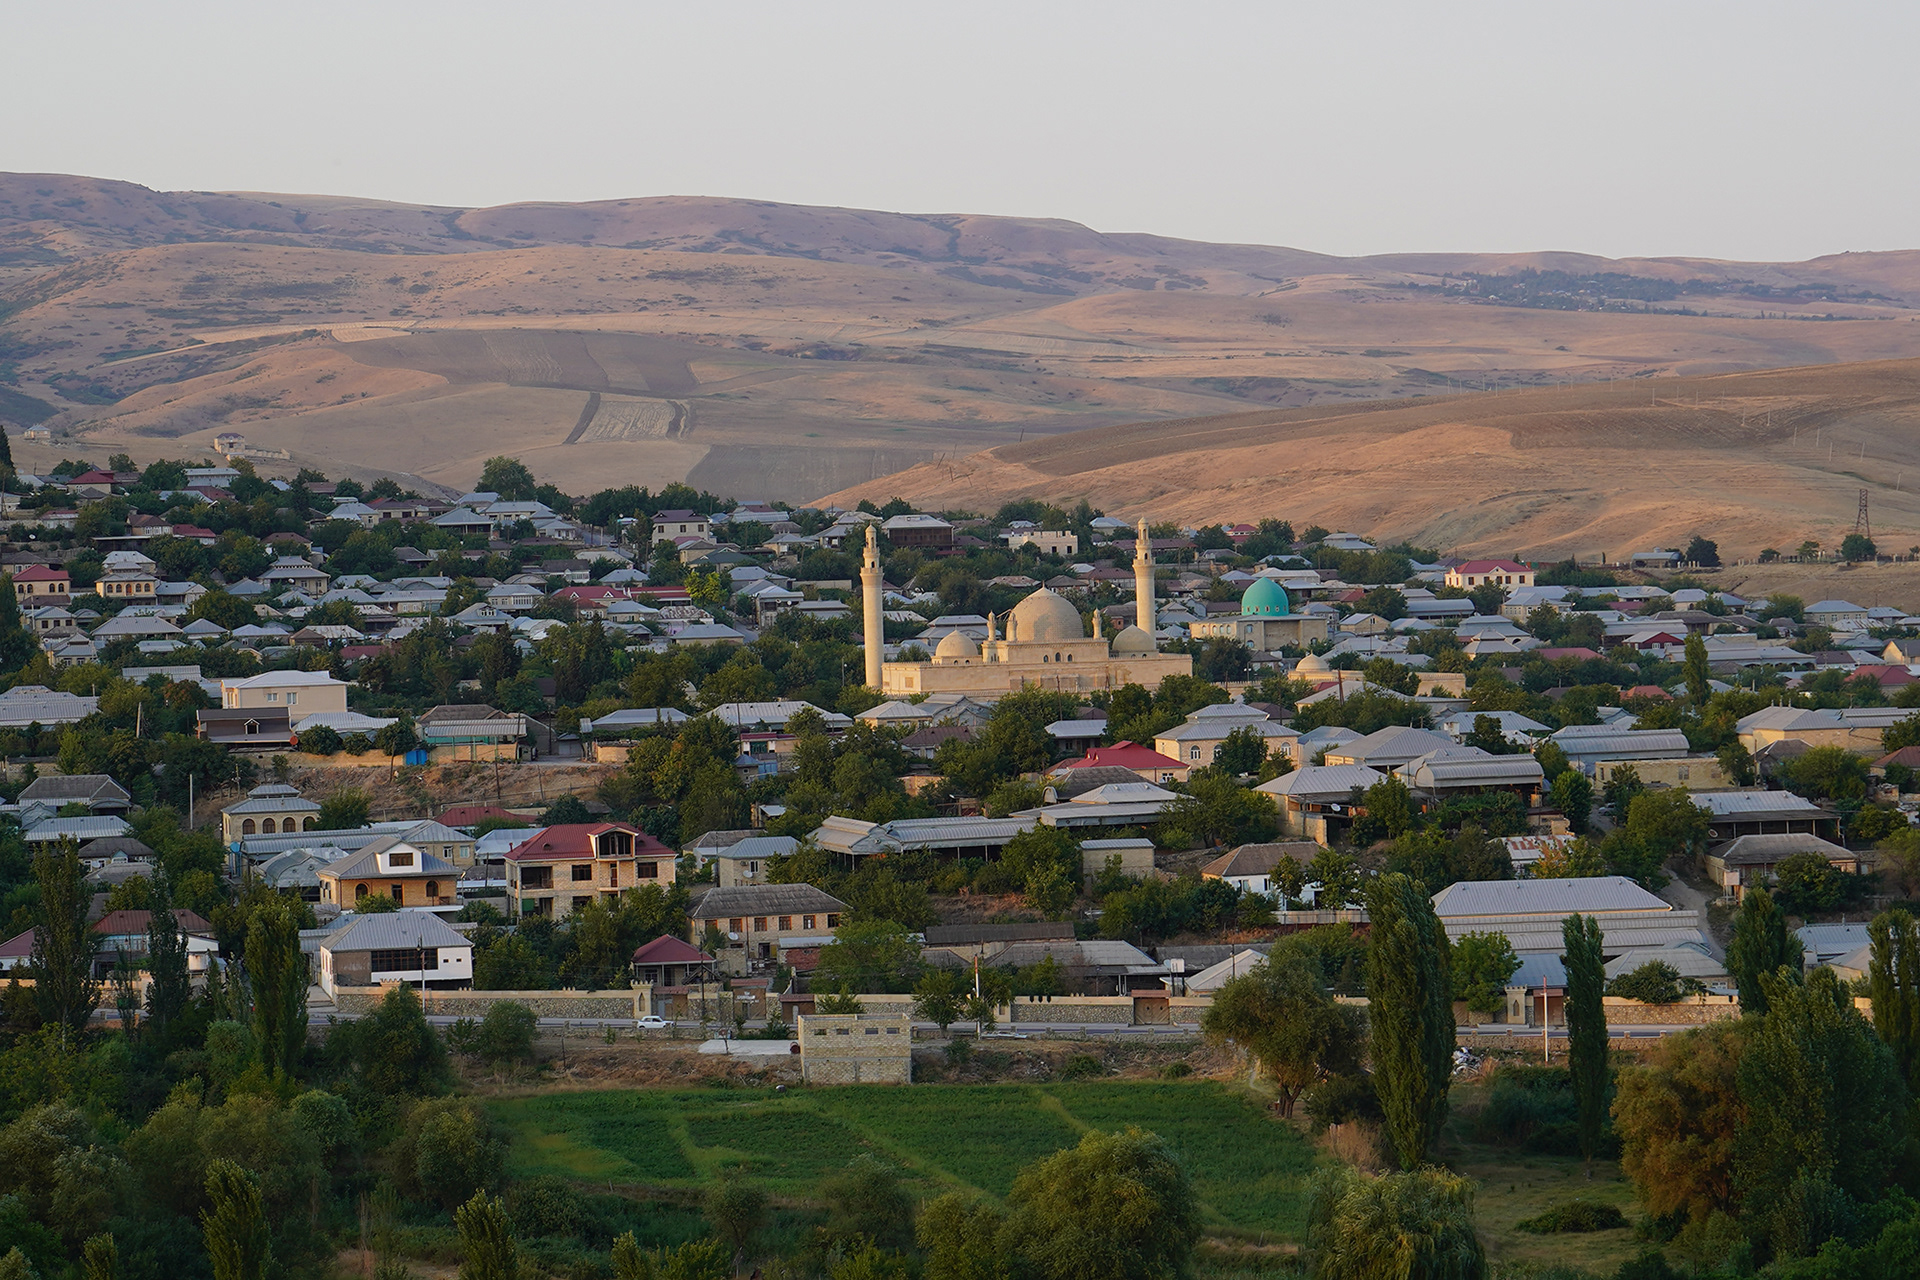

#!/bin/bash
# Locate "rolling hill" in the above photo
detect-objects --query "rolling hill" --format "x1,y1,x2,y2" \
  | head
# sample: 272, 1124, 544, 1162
4, 172, 1920, 502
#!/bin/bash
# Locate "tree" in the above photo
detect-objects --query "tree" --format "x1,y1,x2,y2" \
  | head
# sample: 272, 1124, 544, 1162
1213, 725, 1269, 776
1563, 913, 1609, 1172
1734, 967, 1908, 1257
913, 968, 965, 1034
1549, 770, 1593, 834
1306, 1164, 1486, 1280
82, 1234, 117, 1280
814, 921, 924, 993
1624, 787, 1710, 866
1365, 873, 1454, 1170
822, 1155, 916, 1252
1684, 535, 1721, 568
478, 456, 537, 502
0, 575, 36, 673
1777, 745, 1870, 803
1717, 740, 1758, 787
1004, 1128, 1199, 1280
1868, 908, 1920, 1091
330, 983, 447, 1095
814, 988, 863, 1015
455, 1190, 518, 1280
1462, 714, 1514, 756
317, 788, 370, 830
704, 1171, 768, 1275
1307, 847, 1361, 908
246, 895, 307, 1079
374, 714, 420, 775
1361, 775, 1416, 840
201, 1159, 272, 1280
1607, 961, 1701, 1005
1450, 931, 1519, 1017
1726, 887, 1803, 1015
1772, 851, 1845, 916
474, 1002, 537, 1067
144, 881, 191, 1043
1202, 950, 1364, 1115
29, 841, 98, 1038
1683, 634, 1711, 704
1612, 1020, 1748, 1225
1841, 532, 1878, 562
1534, 739, 1571, 782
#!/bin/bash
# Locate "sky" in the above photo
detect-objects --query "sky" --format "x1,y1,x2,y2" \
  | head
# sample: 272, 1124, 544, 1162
6, 1, 1917, 262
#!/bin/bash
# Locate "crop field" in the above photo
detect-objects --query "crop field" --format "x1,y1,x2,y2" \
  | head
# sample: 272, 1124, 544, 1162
491, 1081, 1317, 1239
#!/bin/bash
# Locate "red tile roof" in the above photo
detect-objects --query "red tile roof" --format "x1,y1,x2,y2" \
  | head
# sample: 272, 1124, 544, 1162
439, 804, 532, 828
11, 566, 68, 582
631, 935, 714, 965
93, 908, 214, 936
504, 822, 672, 862
1623, 684, 1673, 701
1057, 740, 1186, 771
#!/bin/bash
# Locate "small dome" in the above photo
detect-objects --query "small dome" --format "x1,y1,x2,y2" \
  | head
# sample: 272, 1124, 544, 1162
1294, 652, 1331, 676
934, 630, 979, 660
1241, 577, 1291, 616
1110, 624, 1155, 655
1007, 588, 1084, 643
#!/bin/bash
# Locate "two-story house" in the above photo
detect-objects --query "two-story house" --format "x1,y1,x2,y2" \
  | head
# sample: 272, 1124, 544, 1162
504, 822, 675, 919
317, 837, 462, 911
1444, 559, 1535, 591
221, 670, 351, 720
220, 782, 323, 844
689, 883, 848, 973
10, 565, 69, 603
96, 570, 158, 601
652, 510, 711, 542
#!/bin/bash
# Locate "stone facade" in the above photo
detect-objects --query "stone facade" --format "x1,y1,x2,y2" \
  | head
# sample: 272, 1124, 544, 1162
798, 1014, 913, 1084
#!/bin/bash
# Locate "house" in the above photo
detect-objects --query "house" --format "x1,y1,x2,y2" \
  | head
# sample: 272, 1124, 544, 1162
1703, 832, 1862, 900
1402, 747, 1545, 796
89, 909, 219, 978
690, 883, 848, 975
416, 704, 527, 757
317, 837, 463, 911
652, 510, 711, 542
1445, 560, 1534, 590
1321, 726, 1457, 771
881, 513, 955, 549
10, 565, 69, 603
95, 570, 158, 601
1550, 725, 1692, 774
1201, 841, 1320, 896
220, 783, 323, 844
1805, 600, 1870, 631
1255, 764, 1389, 842
629, 934, 719, 988
1051, 740, 1189, 785
19, 774, 132, 814
318, 911, 473, 996
196, 707, 296, 747
714, 834, 799, 888
1078, 836, 1155, 884
505, 823, 676, 919
24, 815, 133, 847
1006, 530, 1079, 557
1734, 705, 1888, 756
220, 670, 351, 717
260, 557, 332, 593
799, 1014, 912, 1085
1693, 789, 1839, 842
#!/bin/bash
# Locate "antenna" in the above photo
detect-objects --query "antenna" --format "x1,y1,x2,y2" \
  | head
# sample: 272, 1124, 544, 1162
1857, 489, 1872, 541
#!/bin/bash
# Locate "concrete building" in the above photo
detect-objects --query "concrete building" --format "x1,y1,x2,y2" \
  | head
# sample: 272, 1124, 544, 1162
317, 911, 473, 996
1186, 577, 1333, 651
505, 823, 675, 919
220, 670, 351, 717
799, 1014, 912, 1084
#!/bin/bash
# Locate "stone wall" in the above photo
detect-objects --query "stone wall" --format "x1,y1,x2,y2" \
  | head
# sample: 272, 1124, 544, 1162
798, 1014, 913, 1084
1601, 995, 1739, 1025
333, 985, 640, 1019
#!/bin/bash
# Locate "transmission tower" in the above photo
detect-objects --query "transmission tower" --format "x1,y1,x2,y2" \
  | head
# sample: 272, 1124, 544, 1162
1857, 488, 1872, 540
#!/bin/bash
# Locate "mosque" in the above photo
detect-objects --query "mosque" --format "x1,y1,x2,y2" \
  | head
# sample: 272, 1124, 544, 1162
1185, 576, 1331, 650
859, 521, 1191, 699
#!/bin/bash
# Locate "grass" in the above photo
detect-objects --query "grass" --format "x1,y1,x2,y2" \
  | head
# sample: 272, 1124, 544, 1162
491, 1081, 1315, 1235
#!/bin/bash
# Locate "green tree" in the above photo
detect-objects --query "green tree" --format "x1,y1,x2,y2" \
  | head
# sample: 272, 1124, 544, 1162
82, 1233, 117, 1280
1362, 774, 1416, 840
144, 881, 192, 1042
1004, 1127, 1199, 1280
1734, 967, 1908, 1257
328, 983, 447, 1095
246, 896, 306, 1079
1682, 634, 1711, 704
917, 1193, 1009, 1280
1307, 847, 1361, 908
0, 575, 36, 674
1777, 745, 1870, 803
814, 988, 863, 1015
1611, 1020, 1747, 1225
1549, 770, 1593, 834
1306, 1164, 1486, 1280
704, 1171, 769, 1275
474, 1002, 537, 1067
912, 968, 965, 1034
1202, 949, 1364, 1115
1607, 961, 1701, 1005
1841, 532, 1878, 562
201, 1159, 272, 1280
455, 1190, 519, 1280
374, 714, 420, 775
1534, 739, 1571, 782
1868, 908, 1920, 1091
1726, 887, 1803, 1015
1450, 931, 1520, 1017
1624, 787, 1710, 865
478, 457, 538, 503
1213, 725, 1269, 776
1717, 739, 1758, 787
1884, 712, 1920, 755
1684, 535, 1721, 568
1562, 913, 1609, 1171
814, 921, 924, 993
317, 788, 370, 830
29, 841, 98, 1037
1365, 873, 1454, 1169
821, 1155, 916, 1252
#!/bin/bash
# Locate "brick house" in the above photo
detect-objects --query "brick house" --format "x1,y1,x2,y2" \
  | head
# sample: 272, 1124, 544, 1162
505, 822, 675, 919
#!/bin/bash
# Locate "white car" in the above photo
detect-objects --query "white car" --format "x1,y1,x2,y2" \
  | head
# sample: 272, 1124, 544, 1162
635, 1015, 672, 1030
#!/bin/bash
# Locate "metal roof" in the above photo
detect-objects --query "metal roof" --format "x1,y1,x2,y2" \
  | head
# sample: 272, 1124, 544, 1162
324, 912, 470, 953
320, 842, 460, 880
717, 835, 799, 861
1408, 752, 1545, 787
1432, 876, 1670, 918
883, 817, 1036, 849
25, 815, 132, 843
1709, 833, 1852, 865
1256, 764, 1388, 801
1692, 791, 1826, 817
692, 884, 848, 918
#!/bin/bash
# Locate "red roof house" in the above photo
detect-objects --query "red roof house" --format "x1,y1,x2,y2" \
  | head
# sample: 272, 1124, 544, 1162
1053, 740, 1190, 784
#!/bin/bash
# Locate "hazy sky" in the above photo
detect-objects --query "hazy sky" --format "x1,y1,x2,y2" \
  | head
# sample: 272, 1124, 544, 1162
8, 1, 1916, 261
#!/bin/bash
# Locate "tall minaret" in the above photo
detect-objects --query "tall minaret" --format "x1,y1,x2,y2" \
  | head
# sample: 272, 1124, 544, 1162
1133, 517, 1156, 637
861, 524, 884, 688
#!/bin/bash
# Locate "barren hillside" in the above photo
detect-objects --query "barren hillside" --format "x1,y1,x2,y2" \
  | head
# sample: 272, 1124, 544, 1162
822, 358, 1920, 562
4, 173, 1920, 498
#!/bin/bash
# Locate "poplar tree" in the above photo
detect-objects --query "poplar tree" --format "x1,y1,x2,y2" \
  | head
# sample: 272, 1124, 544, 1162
30, 839, 99, 1037
246, 896, 308, 1079
202, 1160, 271, 1280
144, 875, 192, 1044
455, 1190, 519, 1280
0, 574, 34, 674
1562, 912, 1609, 1172
1869, 907, 1920, 1089
1726, 887, 1802, 1015
1365, 872, 1454, 1169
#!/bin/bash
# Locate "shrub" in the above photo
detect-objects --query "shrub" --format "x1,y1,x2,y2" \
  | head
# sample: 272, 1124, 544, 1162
1470, 1067, 1583, 1156
1058, 1053, 1104, 1080
1302, 1073, 1379, 1130
1607, 961, 1704, 1005
1516, 1199, 1629, 1233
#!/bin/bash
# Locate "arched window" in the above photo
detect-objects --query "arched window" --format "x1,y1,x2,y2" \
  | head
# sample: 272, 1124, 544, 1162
1041, 654, 1049, 663
261, 818, 277, 834
355, 883, 368, 900
1066, 654, 1074, 662
1055, 652, 1062, 663
242, 818, 255, 835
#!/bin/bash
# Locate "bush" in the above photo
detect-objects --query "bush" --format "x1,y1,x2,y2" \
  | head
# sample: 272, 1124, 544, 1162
296, 725, 343, 756
1516, 1199, 1629, 1233
1302, 1073, 1379, 1130
507, 1174, 583, 1238
1607, 961, 1703, 1005
1471, 1067, 1584, 1156
1058, 1054, 1104, 1080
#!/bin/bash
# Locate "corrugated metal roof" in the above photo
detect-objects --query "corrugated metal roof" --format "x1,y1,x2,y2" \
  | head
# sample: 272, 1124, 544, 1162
1692, 791, 1825, 817
884, 817, 1036, 848
25, 815, 132, 842
693, 884, 848, 918
1711, 833, 1851, 864
1432, 876, 1669, 917
325, 912, 470, 952
1256, 764, 1388, 801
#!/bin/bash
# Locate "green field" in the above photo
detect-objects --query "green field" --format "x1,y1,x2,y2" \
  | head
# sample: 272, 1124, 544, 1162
492, 1081, 1317, 1239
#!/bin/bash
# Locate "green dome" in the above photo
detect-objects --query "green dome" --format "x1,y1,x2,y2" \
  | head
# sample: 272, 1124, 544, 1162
1241, 577, 1291, 616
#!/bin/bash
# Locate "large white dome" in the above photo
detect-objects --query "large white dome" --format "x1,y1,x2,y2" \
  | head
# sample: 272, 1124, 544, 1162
934, 630, 979, 660
1007, 589, 1084, 643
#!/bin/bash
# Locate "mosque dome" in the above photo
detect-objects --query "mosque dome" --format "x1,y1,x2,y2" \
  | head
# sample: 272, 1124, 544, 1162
934, 630, 979, 661
1110, 624, 1155, 655
1007, 588, 1084, 643
1294, 652, 1331, 676
1241, 577, 1291, 617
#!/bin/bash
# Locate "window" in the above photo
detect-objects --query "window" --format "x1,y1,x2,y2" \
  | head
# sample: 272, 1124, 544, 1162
262, 817, 277, 833
729, 918, 743, 932
778, 916, 792, 930
636, 861, 658, 879
754, 917, 768, 931
265, 692, 278, 702
571, 863, 594, 882
355, 883, 369, 900
803, 915, 816, 930
242, 818, 256, 835
369, 947, 436, 973
826, 913, 840, 928
572, 896, 591, 912
391, 884, 405, 901
426, 881, 438, 900
286, 692, 298, 705
1189, 746, 1201, 760
389, 849, 414, 867
522, 866, 552, 890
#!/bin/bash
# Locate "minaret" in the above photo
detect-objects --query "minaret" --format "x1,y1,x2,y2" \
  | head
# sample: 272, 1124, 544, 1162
1133, 517, 1156, 638
861, 524, 884, 688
